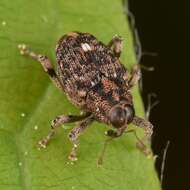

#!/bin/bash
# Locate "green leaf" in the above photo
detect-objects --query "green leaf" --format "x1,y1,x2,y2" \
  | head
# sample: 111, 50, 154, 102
0, 0, 161, 189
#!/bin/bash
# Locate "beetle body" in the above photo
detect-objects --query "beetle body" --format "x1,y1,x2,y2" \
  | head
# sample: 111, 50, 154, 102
56, 32, 133, 125
18, 32, 153, 162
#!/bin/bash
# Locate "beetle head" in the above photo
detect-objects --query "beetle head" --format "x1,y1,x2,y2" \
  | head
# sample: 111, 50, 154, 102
109, 102, 135, 128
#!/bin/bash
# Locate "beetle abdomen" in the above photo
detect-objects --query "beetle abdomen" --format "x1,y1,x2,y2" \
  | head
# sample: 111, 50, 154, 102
55, 32, 127, 107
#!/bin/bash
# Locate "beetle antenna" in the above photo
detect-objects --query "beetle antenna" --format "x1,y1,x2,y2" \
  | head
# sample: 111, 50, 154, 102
97, 137, 113, 166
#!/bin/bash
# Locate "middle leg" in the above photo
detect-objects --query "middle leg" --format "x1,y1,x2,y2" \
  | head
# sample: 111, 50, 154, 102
68, 115, 94, 161
38, 113, 91, 149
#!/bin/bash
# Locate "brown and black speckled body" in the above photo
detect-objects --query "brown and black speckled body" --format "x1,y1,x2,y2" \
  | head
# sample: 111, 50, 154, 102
56, 32, 133, 124
18, 31, 153, 161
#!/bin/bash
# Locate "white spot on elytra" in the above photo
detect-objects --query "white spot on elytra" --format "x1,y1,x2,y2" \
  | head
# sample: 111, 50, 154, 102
114, 73, 117, 78
81, 43, 92, 52
96, 107, 100, 112
21, 113, 26, 117
2, 21, 6, 26
91, 81, 95, 86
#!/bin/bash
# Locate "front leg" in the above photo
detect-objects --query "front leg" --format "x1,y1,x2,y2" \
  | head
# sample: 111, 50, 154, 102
18, 44, 64, 91
98, 127, 126, 165
131, 116, 154, 156
105, 127, 126, 138
132, 116, 153, 140
125, 129, 152, 156
98, 119, 153, 165
107, 35, 123, 58
38, 113, 90, 149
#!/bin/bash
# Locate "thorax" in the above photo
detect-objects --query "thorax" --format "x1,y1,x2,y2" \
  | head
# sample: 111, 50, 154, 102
84, 77, 133, 124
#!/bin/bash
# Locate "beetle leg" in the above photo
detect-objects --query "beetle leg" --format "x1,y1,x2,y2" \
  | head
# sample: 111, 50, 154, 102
107, 35, 123, 58
97, 137, 112, 165
131, 116, 154, 156
98, 119, 153, 165
68, 116, 94, 161
38, 113, 91, 149
132, 116, 153, 140
128, 64, 141, 88
98, 127, 126, 165
18, 44, 64, 91
105, 127, 126, 138
125, 128, 152, 157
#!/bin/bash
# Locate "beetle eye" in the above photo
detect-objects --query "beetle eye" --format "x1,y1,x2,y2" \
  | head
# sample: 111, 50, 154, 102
109, 107, 126, 128
125, 105, 135, 124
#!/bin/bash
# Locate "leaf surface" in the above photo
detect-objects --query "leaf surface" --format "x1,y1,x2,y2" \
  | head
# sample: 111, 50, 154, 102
0, 0, 161, 189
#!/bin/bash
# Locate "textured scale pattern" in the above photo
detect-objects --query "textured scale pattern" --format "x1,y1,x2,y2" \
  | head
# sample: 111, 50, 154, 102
56, 32, 132, 124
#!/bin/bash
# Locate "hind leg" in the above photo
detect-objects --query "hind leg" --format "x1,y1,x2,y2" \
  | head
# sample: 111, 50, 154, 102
18, 44, 64, 91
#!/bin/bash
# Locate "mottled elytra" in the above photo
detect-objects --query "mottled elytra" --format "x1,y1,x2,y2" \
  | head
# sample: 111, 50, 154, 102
18, 32, 153, 163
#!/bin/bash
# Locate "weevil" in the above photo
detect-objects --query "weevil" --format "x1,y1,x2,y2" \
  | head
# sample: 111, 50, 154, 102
18, 32, 153, 163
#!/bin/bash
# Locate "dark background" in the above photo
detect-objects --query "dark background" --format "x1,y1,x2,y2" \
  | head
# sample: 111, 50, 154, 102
128, 0, 188, 190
